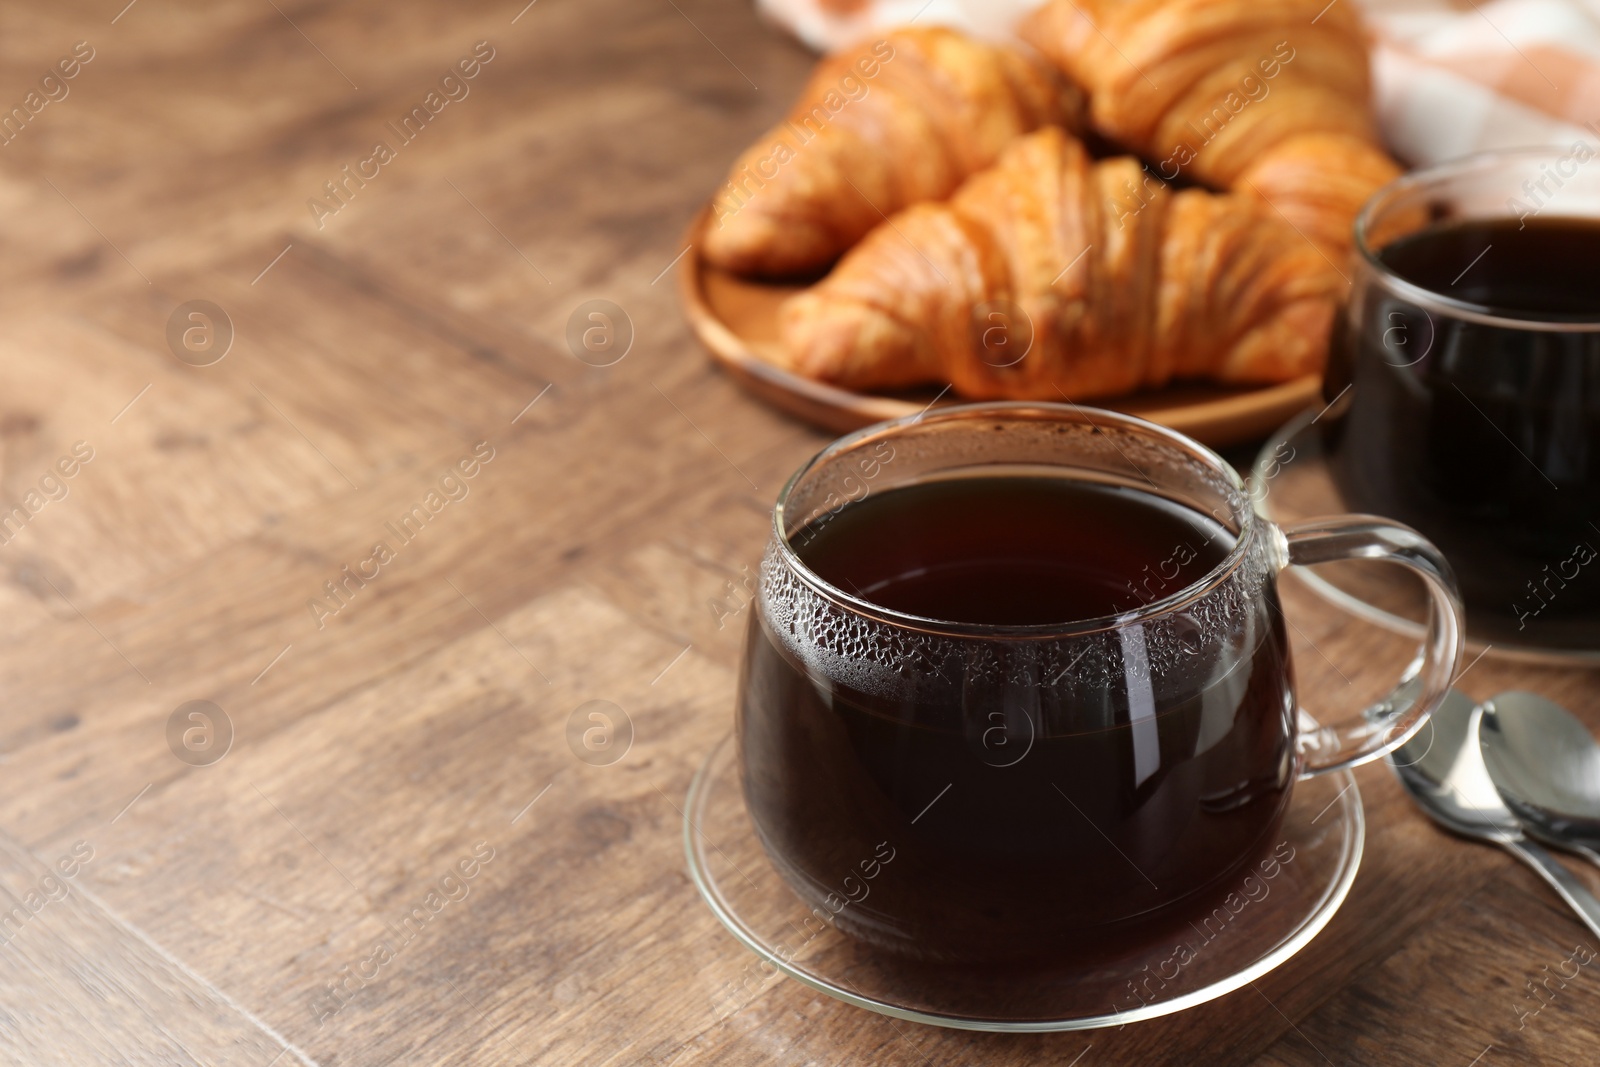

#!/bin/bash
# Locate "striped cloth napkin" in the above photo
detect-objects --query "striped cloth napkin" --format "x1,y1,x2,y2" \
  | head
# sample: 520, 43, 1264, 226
755, 0, 1600, 165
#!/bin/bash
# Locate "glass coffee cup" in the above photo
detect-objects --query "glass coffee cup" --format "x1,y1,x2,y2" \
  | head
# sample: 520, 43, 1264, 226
1322, 148, 1600, 651
737, 402, 1463, 965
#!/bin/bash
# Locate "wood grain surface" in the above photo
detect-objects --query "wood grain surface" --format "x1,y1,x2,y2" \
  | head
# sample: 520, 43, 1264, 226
0, 1, 1595, 1064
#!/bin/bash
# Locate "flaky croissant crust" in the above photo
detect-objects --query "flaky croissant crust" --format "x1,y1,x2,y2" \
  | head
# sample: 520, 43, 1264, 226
779, 127, 1342, 400
1021, 0, 1400, 261
702, 26, 1081, 278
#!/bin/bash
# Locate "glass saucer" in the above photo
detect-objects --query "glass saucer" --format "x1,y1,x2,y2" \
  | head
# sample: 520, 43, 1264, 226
1250, 412, 1600, 665
683, 732, 1363, 1032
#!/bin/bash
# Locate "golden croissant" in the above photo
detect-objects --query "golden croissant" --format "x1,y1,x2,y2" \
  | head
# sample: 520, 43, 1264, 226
702, 27, 1082, 278
1021, 0, 1400, 261
778, 127, 1342, 400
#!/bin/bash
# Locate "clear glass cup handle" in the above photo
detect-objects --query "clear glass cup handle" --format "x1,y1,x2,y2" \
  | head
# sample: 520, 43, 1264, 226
1272, 516, 1466, 777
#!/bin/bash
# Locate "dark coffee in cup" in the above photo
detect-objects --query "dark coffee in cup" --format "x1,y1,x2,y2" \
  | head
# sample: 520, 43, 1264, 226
1323, 152, 1600, 650
740, 475, 1295, 963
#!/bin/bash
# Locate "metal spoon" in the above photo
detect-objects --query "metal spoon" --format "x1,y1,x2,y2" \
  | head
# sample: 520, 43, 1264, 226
1390, 688, 1600, 938
1481, 690, 1600, 868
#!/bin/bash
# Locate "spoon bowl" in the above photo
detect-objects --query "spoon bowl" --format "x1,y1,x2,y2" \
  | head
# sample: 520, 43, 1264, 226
1391, 689, 1521, 839
1480, 690, 1600, 865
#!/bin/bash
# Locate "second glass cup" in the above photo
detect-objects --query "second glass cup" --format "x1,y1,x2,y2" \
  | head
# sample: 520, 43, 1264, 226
1324, 147, 1600, 651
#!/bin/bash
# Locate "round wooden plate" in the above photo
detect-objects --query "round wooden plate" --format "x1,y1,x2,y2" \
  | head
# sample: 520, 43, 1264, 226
677, 206, 1323, 447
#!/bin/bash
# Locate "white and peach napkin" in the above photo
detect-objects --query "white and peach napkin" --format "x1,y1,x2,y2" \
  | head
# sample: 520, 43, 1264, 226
755, 0, 1600, 165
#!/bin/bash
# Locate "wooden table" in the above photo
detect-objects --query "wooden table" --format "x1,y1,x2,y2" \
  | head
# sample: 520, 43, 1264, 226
1, 1, 1596, 1063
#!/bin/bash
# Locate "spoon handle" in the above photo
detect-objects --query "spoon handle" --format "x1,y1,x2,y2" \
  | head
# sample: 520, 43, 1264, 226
1575, 844, 1600, 872
1501, 838, 1600, 939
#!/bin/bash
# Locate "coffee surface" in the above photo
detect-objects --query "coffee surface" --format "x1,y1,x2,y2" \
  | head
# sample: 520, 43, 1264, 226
1379, 215, 1600, 318
796, 476, 1232, 626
